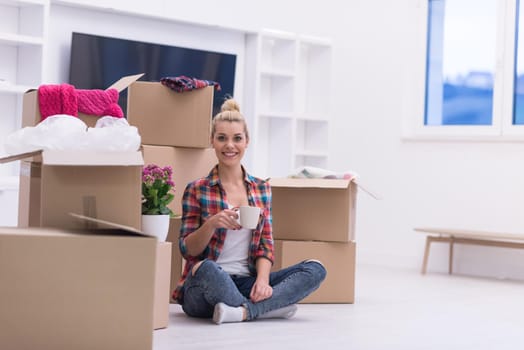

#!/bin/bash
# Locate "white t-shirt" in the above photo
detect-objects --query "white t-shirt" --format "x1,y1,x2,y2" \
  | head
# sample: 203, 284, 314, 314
216, 208, 252, 276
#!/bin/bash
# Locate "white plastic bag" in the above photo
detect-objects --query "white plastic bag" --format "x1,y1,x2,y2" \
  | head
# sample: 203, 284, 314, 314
4, 115, 88, 154
87, 117, 141, 151
4, 115, 141, 154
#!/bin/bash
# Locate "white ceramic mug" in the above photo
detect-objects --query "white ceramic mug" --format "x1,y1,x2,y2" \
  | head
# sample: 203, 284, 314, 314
239, 206, 261, 229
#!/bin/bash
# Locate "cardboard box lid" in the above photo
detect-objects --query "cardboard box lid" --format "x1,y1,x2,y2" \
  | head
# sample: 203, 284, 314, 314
0, 213, 152, 238
0, 150, 42, 164
0, 149, 144, 166
269, 178, 352, 189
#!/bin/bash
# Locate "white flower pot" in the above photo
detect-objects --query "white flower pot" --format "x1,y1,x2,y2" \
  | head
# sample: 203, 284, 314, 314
141, 214, 170, 241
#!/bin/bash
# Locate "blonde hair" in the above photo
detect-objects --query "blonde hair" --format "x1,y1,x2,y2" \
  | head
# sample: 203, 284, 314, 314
211, 98, 249, 140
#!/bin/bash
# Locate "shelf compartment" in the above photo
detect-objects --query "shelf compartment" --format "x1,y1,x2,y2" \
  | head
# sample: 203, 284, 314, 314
255, 116, 294, 178
258, 74, 294, 114
260, 33, 296, 74
296, 40, 332, 117
0, 0, 46, 38
296, 119, 328, 154
0, 44, 43, 87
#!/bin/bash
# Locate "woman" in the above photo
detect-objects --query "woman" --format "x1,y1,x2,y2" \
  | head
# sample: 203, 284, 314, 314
173, 98, 326, 324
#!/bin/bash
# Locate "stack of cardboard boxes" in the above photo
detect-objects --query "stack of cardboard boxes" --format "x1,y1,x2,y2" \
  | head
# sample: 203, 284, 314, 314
126, 81, 218, 304
270, 178, 358, 303
0, 75, 158, 349
0, 75, 217, 349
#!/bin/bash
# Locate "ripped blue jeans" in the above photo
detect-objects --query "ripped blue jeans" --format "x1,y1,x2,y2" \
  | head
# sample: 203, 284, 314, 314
180, 260, 327, 320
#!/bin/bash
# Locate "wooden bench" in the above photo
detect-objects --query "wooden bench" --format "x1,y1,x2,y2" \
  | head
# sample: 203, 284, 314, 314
414, 227, 524, 274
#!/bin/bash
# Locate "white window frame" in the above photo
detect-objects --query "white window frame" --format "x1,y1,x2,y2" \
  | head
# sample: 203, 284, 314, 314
402, 0, 524, 141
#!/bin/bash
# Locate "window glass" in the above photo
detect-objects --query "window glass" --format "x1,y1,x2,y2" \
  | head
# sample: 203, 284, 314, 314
426, 0, 498, 126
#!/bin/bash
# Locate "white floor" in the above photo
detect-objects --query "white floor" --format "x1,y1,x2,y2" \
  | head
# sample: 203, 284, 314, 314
153, 264, 524, 350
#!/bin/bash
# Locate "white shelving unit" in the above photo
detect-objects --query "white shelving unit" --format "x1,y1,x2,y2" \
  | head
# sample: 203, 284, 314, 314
0, 0, 48, 181
245, 30, 332, 179
0, 2, 332, 184
0, 0, 48, 90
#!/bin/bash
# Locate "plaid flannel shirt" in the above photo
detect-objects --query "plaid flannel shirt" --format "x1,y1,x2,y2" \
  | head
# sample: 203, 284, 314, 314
173, 165, 274, 303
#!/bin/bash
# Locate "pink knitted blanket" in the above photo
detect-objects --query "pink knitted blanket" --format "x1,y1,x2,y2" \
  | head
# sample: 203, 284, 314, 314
38, 84, 124, 121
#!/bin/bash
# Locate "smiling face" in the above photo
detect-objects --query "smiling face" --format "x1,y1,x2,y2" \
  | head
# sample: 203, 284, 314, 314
211, 120, 249, 167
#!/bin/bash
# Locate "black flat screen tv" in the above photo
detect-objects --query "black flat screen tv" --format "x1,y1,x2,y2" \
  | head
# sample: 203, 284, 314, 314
69, 32, 237, 116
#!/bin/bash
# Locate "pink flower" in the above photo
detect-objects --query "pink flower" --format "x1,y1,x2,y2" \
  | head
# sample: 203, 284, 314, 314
141, 164, 176, 216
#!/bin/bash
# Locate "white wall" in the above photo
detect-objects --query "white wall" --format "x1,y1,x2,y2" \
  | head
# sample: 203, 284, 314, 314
17, 0, 524, 280
325, 0, 524, 280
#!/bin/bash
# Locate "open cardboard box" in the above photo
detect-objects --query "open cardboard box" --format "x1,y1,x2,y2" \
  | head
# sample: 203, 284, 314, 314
270, 178, 358, 242
0, 149, 143, 230
0, 214, 157, 350
127, 82, 214, 148
22, 73, 144, 127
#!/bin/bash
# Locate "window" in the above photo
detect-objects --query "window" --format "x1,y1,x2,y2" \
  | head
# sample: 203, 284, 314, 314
515, 1, 524, 124
426, 0, 498, 126
407, 0, 524, 139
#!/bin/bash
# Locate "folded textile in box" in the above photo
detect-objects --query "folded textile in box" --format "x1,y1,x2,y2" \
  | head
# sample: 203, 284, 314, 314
38, 83, 123, 121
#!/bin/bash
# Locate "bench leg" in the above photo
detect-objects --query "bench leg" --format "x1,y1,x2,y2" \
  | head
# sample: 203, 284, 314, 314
449, 238, 454, 274
421, 236, 432, 274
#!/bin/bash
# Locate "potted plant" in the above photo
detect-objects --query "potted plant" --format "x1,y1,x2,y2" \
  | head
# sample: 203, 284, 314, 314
141, 164, 175, 241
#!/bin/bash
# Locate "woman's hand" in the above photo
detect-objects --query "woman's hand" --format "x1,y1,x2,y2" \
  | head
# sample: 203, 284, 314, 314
206, 209, 241, 230
183, 209, 240, 257
250, 279, 273, 303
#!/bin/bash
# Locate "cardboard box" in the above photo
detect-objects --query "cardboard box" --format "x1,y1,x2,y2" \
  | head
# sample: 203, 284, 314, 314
154, 242, 172, 329
166, 217, 185, 303
127, 82, 214, 148
273, 240, 356, 303
270, 178, 357, 242
0, 150, 143, 230
0, 220, 157, 350
22, 74, 144, 127
142, 145, 217, 216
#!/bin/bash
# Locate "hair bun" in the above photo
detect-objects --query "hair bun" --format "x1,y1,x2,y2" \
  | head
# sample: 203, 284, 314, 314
220, 99, 240, 113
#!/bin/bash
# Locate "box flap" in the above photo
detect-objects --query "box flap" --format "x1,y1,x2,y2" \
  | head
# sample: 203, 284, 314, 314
69, 213, 154, 238
0, 216, 151, 238
0, 149, 43, 164
269, 178, 351, 189
353, 179, 382, 200
22, 74, 144, 94
107, 73, 144, 92
269, 177, 381, 200
42, 150, 144, 166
